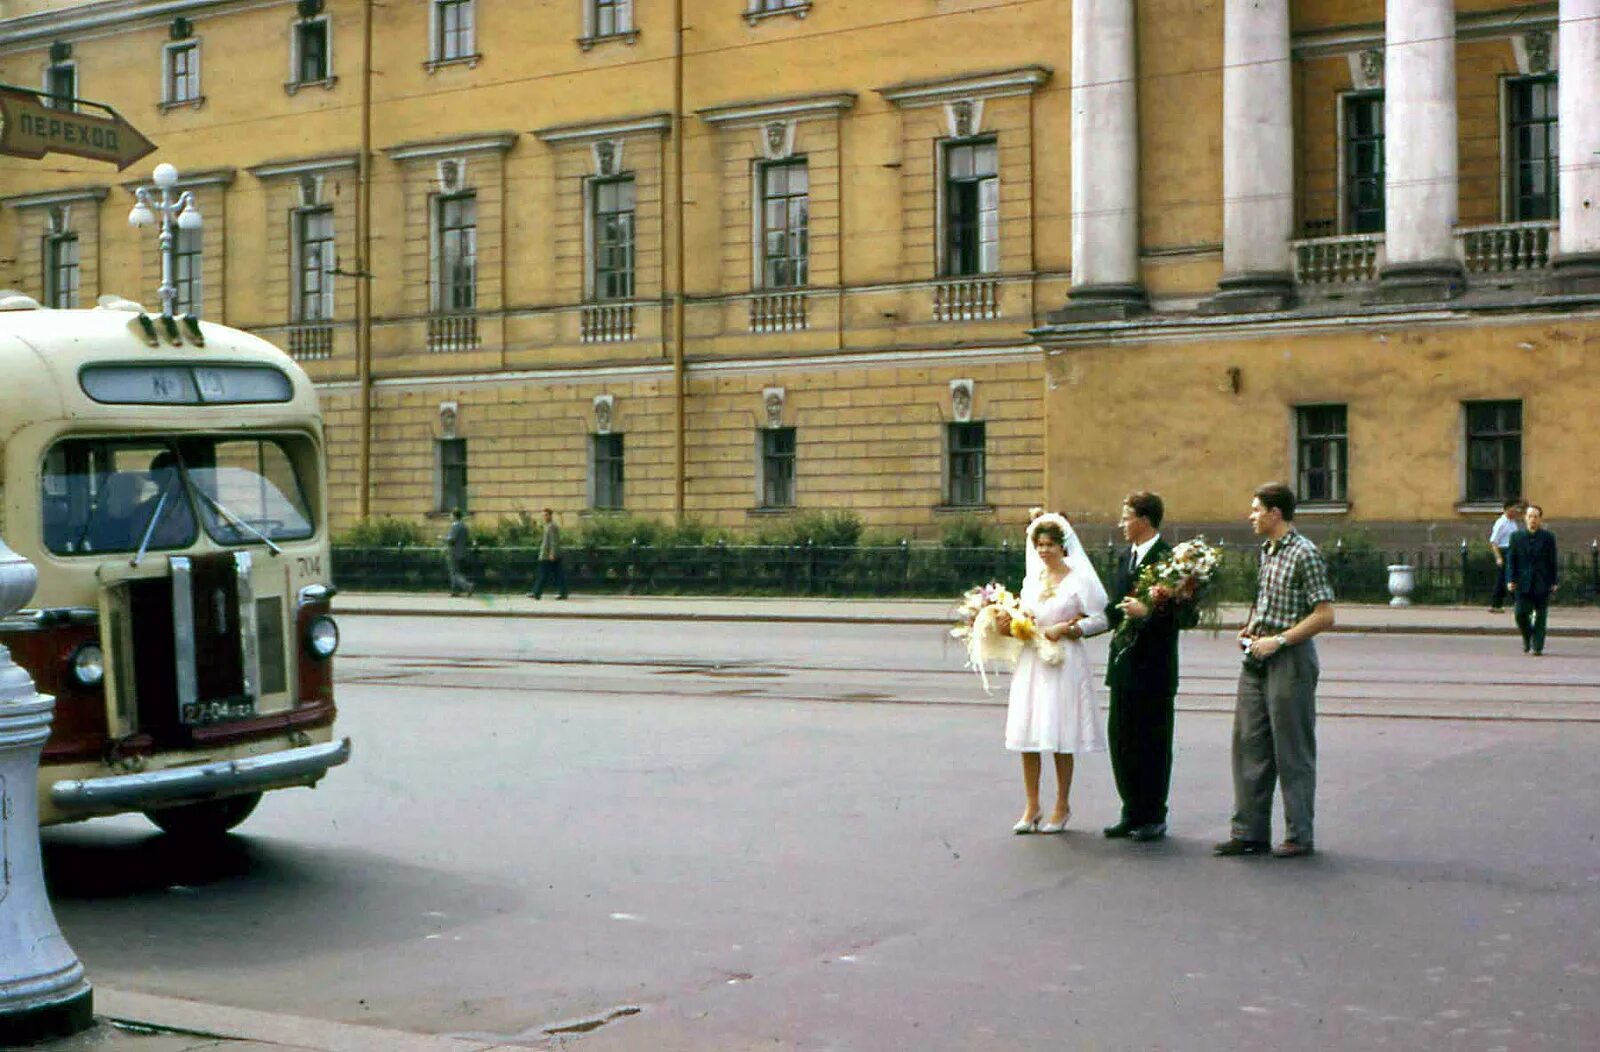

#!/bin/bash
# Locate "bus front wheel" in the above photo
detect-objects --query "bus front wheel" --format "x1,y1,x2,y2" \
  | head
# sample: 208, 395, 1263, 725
145, 792, 263, 838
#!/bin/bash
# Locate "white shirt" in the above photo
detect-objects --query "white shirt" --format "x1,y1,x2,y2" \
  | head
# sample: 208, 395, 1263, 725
1489, 514, 1519, 548
1077, 533, 1160, 639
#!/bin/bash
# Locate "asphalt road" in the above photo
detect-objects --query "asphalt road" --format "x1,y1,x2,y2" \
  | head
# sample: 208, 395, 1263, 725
41, 616, 1600, 1051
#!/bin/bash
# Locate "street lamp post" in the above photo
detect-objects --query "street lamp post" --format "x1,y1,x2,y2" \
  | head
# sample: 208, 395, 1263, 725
128, 162, 203, 318
0, 535, 92, 1043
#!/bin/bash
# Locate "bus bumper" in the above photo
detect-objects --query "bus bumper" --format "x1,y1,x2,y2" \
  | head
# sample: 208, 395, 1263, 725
49, 737, 351, 816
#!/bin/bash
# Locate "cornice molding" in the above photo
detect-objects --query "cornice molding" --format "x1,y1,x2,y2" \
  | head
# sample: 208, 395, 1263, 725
875, 65, 1051, 107
696, 92, 856, 127
532, 113, 673, 144
1, 184, 109, 209
246, 153, 360, 179
1292, 5, 1558, 59
383, 132, 518, 162
117, 167, 236, 193
0, 0, 250, 49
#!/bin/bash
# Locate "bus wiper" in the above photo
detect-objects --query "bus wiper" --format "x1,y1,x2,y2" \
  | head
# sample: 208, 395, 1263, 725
130, 488, 175, 567
195, 489, 282, 556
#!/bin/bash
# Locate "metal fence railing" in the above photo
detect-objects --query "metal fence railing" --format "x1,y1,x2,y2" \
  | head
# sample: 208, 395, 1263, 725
334, 538, 1600, 606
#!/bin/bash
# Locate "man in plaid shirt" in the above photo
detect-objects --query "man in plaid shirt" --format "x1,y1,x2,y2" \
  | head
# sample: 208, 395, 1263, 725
1215, 483, 1337, 860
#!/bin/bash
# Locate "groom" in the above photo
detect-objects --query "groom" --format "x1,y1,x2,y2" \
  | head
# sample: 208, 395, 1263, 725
1078, 492, 1196, 842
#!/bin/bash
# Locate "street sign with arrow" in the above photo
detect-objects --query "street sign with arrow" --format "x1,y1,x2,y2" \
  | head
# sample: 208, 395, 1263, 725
0, 85, 155, 170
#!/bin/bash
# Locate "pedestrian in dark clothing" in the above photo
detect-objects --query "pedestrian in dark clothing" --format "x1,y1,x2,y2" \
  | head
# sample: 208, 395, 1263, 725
444, 509, 474, 597
1507, 503, 1558, 656
528, 508, 568, 599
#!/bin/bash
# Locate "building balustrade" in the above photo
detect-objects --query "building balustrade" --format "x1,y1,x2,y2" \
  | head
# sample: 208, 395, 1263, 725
286, 323, 334, 361
581, 303, 635, 343
748, 291, 808, 334
932, 278, 1001, 322
1291, 233, 1385, 286
427, 312, 479, 353
1456, 221, 1557, 275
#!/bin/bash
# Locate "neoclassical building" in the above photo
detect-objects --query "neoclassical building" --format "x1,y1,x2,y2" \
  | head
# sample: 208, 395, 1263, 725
0, 0, 1595, 542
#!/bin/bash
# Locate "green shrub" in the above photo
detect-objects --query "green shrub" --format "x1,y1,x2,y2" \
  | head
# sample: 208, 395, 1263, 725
939, 513, 1003, 549
751, 509, 864, 548
477, 509, 541, 548
576, 513, 664, 547
336, 516, 433, 547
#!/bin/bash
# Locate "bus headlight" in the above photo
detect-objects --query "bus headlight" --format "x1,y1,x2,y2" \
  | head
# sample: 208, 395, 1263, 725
306, 616, 339, 659
70, 643, 105, 687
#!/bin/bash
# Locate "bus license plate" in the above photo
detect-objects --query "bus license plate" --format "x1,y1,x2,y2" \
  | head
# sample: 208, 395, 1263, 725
182, 696, 256, 726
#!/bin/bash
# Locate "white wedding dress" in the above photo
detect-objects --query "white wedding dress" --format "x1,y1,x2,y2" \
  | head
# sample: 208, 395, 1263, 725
1004, 570, 1108, 755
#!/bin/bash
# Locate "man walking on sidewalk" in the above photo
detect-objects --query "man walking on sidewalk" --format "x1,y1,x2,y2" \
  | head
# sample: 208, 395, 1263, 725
1216, 482, 1336, 861
1487, 499, 1523, 612
443, 509, 474, 597
1507, 503, 1558, 656
528, 508, 568, 600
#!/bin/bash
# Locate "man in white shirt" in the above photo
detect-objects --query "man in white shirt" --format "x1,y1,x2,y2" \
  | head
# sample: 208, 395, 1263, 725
1487, 499, 1523, 613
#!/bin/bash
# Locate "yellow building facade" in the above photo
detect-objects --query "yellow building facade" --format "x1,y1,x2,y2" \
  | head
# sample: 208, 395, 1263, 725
0, 0, 1594, 543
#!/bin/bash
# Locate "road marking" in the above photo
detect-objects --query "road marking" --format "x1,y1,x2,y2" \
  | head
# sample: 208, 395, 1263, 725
97, 987, 514, 1052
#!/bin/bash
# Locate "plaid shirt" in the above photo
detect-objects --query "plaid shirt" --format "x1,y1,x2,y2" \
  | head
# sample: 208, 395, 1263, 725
1246, 529, 1336, 635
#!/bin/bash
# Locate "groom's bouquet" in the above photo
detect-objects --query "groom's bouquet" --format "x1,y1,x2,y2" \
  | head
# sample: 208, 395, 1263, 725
952, 581, 1063, 692
1111, 537, 1223, 654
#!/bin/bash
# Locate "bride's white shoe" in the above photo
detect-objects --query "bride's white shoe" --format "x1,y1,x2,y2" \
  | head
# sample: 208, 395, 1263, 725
1012, 814, 1041, 834
1038, 808, 1071, 834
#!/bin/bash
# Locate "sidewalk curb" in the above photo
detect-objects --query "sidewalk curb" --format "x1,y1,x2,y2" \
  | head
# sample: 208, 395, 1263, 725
334, 603, 1600, 637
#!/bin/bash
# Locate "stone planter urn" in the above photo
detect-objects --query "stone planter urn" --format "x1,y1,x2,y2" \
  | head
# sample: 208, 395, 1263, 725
1387, 563, 1416, 607
0, 533, 93, 1043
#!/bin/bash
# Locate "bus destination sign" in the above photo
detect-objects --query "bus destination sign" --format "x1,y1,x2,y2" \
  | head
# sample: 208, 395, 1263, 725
0, 85, 155, 170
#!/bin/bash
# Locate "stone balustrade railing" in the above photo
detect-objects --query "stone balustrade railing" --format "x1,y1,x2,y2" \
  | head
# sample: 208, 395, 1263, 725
426, 313, 479, 353
749, 292, 808, 333
581, 304, 636, 343
286, 324, 334, 361
1291, 233, 1385, 286
932, 278, 1001, 322
1457, 221, 1557, 274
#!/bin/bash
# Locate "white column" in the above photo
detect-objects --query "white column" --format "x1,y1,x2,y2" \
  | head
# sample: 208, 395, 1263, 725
1067, 0, 1144, 307
1213, 0, 1295, 310
1379, 0, 1464, 297
1556, 0, 1600, 275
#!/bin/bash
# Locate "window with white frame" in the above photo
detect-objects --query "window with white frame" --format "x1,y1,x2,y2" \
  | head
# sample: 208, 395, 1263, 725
748, 0, 809, 15
172, 225, 202, 315
591, 176, 636, 301
437, 438, 468, 513
759, 159, 809, 288
164, 41, 200, 104
591, 433, 625, 509
43, 229, 79, 309
1507, 75, 1558, 222
433, 0, 475, 62
1295, 405, 1348, 505
946, 422, 986, 507
1343, 91, 1384, 234
292, 16, 331, 84
45, 61, 76, 110
434, 192, 477, 311
944, 139, 998, 276
590, 0, 633, 37
760, 427, 796, 508
295, 207, 335, 322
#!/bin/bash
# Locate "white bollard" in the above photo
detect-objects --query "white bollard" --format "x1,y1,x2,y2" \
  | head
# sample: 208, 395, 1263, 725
0, 534, 93, 1043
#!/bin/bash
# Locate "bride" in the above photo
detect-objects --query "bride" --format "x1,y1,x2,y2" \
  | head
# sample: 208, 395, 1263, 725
998, 512, 1108, 834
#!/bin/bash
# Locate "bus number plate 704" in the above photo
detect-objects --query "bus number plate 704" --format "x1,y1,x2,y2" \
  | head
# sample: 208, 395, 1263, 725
182, 696, 256, 726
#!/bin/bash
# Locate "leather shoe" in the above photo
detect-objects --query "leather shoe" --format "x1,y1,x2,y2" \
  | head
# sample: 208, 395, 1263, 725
1129, 822, 1167, 842
1212, 837, 1270, 857
1102, 821, 1134, 839
1271, 840, 1315, 859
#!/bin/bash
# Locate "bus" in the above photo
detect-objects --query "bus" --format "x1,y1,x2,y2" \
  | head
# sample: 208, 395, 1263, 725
0, 292, 349, 837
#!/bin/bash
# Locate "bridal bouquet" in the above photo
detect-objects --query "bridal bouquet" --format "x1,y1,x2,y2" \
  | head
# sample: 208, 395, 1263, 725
1111, 537, 1223, 653
952, 581, 1063, 692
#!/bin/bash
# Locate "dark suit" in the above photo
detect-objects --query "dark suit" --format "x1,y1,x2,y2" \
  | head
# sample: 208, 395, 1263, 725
1103, 538, 1198, 827
1507, 527, 1558, 654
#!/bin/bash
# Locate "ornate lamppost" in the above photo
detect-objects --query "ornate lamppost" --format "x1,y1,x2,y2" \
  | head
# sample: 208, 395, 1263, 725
0, 536, 92, 1043
128, 162, 203, 318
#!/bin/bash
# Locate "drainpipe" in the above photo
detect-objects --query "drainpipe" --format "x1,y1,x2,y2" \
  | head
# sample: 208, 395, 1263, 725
671, 0, 687, 521
355, 0, 375, 521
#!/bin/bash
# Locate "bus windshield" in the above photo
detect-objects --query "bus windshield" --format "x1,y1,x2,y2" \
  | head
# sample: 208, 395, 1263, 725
42, 436, 315, 555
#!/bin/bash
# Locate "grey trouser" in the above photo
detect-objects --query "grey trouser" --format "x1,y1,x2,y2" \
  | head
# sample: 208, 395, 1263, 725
1232, 641, 1319, 845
